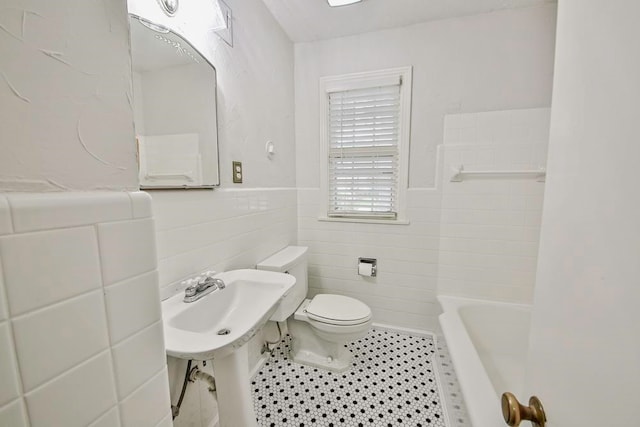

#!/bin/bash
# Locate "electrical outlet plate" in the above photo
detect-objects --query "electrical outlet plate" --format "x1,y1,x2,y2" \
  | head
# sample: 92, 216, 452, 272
232, 161, 243, 183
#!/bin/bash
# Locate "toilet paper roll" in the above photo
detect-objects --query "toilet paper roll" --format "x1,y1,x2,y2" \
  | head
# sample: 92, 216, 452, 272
358, 262, 373, 276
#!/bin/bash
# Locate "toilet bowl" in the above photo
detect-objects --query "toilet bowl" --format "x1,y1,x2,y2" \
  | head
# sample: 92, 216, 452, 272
257, 246, 372, 372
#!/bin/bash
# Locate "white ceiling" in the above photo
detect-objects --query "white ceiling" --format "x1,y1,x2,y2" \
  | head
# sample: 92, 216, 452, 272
260, 0, 556, 43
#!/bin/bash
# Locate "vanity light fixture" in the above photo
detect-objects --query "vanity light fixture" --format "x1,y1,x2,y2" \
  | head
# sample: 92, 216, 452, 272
327, 0, 362, 6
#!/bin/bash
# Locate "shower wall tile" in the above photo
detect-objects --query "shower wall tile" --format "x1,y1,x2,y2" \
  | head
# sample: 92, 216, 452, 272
0, 191, 171, 427
0, 226, 102, 316
438, 108, 550, 303
98, 218, 158, 286
12, 291, 110, 392
0, 399, 29, 427
24, 351, 117, 427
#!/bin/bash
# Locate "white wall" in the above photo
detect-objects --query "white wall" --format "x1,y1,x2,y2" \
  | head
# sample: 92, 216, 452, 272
438, 108, 549, 303
0, 0, 138, 191
299, 189, 442, 330
128, 0, 296, 188
295, 4, 556, 189
0, 192, 171, 427
295, 6, 556, 332
126, 0, 297, 425
527, 1, 640, 425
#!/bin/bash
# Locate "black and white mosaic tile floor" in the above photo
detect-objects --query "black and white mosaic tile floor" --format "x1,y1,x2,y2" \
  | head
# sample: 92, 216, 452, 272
252, 329, 448, 427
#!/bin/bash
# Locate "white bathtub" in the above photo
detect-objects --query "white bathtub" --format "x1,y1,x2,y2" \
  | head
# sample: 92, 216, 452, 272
438, 296, 531, 427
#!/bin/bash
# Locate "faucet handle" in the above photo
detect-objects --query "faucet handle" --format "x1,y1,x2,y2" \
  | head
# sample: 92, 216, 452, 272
184, 279, 198, 297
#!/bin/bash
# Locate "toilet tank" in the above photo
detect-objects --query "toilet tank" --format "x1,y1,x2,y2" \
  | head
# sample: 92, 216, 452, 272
256, 246, 308, 322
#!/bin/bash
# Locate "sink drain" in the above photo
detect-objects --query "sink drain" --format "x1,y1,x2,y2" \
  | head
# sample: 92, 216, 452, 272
217, 328, 231, 335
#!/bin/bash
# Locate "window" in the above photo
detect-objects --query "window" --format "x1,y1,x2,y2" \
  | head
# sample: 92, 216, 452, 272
320, 67, 412, 222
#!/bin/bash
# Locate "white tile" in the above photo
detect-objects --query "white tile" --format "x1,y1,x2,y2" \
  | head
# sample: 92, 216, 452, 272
88, 407, 120, 427
0, 323, 21, 407
0, 226, 102, 316
119, 368, 171, 427
128, 192, 153, 219
104, 271, 161, 344
0, 261, 7, 322
0, 196, 12, 235
112, 322, 166, 399
97, 219, 157, 286
7, 192, 132, 233
13, 291, 110, 392
155, 412, 173, 427
25, 351, 117, 427
0, 399, 29, 427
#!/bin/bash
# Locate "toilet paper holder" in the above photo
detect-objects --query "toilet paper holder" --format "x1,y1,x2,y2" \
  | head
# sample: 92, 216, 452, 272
358, 258, 377, 277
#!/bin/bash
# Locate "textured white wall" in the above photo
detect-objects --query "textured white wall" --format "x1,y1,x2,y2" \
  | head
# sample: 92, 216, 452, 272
294, 4, 556, 189
0, 0, 138, 191
527, 1, 640, 425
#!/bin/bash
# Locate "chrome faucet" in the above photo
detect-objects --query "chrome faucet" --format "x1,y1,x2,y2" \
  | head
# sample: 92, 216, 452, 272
184, 276, 226, 303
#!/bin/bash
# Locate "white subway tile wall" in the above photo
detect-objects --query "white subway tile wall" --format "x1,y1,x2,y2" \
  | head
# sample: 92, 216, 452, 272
150, 189, 298, 298
438, 108, 550, 302
150, 188, 296, 427
298, 188, 443, 332
0, 192, 171, 427
299, 109, 549, 331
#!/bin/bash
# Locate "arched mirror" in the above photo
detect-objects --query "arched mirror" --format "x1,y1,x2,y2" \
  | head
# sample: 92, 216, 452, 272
129, 14, 220, 189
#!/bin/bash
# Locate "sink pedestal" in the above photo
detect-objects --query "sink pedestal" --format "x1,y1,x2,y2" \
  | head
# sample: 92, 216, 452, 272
212, 344, 257, 427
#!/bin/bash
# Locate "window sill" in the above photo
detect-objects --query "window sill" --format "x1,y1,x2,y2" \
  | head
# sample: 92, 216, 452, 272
317, 216, 410, 225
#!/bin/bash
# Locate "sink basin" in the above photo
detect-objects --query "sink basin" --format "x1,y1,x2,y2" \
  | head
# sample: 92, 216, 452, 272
162, 269, 295, 360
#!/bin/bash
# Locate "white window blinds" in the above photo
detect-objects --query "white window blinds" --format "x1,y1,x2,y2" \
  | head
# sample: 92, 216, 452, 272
327, 82, 401, 219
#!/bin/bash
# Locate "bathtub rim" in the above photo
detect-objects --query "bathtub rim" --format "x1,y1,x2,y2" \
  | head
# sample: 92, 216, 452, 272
438, 295, 531, 427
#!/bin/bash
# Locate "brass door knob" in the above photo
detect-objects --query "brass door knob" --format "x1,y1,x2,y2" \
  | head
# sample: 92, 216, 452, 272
501, 392, 547, 427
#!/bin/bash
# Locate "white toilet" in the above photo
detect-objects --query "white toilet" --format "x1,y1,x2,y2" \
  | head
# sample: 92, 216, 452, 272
257, 246, 372, 372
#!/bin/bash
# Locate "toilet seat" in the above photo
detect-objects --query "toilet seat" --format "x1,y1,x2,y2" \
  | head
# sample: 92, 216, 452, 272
305, 294, 372, 326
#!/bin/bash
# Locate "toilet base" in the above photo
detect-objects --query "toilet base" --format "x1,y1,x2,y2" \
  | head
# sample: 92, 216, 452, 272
290, 340, 352, 372
288, 319, 354, 372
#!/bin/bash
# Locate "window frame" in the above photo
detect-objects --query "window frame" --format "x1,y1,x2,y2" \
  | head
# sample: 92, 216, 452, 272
319, 66, 412, 224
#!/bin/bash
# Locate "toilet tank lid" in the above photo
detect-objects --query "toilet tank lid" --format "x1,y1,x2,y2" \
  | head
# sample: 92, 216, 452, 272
257, 246, 308, 272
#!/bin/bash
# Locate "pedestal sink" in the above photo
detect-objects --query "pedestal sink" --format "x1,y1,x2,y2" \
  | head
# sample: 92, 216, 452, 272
162, 269, 296, 427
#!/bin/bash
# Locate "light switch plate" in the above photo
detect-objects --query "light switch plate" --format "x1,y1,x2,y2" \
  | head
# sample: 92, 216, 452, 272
232, 161, 243, 183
